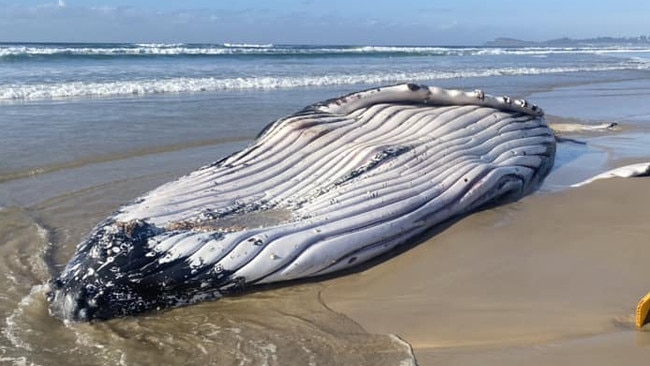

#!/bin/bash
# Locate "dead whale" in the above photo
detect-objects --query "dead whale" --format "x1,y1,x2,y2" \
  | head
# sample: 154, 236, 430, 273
48, 83, 556, 321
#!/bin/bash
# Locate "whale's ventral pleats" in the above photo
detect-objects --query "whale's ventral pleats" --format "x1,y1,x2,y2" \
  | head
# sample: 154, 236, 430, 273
48, 83, 555, 321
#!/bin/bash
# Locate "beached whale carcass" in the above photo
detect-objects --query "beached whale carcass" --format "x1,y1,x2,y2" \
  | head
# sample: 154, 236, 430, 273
48, 83, 556, 321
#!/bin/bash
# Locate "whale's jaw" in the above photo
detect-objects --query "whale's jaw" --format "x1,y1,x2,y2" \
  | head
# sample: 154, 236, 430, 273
47, 220, 226, 321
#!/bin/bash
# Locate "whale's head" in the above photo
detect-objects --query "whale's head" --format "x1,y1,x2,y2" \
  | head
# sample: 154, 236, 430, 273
47, 220, 225, 321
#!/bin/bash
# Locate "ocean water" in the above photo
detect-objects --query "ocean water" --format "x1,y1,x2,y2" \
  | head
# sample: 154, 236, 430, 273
1, 42, 650, 365
2, 42, 650, 101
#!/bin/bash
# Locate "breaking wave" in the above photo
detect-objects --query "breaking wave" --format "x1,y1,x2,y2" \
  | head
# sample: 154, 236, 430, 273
3, 43, 650, 61
3, 63, 648, 101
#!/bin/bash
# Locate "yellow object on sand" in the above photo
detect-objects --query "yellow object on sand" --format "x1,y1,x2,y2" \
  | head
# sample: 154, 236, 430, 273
637, 292, 650, 329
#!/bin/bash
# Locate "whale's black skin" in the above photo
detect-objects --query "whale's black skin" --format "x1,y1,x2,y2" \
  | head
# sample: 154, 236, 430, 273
47, 83, 556, 321
48, 220, 238, 321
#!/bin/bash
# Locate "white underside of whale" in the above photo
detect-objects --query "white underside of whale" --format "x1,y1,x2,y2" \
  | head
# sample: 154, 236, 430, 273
104, 84, 555, 286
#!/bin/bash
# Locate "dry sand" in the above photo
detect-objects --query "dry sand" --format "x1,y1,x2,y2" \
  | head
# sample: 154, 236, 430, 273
322, 178, 650, 365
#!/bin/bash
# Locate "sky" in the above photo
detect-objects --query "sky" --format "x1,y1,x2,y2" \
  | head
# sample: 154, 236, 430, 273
0, 0, 649, 45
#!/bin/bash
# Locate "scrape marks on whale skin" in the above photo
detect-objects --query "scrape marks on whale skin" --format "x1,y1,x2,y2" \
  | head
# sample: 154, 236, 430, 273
48, 83, 555, 321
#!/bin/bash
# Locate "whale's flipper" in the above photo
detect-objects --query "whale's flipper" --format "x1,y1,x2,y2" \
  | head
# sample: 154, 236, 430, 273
571, 162, 650, 188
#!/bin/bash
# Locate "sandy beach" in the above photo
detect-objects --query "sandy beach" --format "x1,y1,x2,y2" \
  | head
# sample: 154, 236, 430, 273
323, 178, 650, 365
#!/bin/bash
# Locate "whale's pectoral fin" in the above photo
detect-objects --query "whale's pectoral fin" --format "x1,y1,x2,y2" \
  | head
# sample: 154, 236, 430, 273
571, 162, 650, 188
550, 122, 619, 134
636, 292, 650, 329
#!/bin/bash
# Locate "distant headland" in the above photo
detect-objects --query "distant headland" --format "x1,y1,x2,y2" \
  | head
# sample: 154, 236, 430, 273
484, 36, 650, 47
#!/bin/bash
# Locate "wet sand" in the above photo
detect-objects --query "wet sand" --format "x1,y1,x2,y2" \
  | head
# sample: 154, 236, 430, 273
323, 179, 650, 365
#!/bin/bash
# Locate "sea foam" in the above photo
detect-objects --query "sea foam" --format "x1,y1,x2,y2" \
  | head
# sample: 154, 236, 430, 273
2, 44, 650, 60
1, 64, 647, 101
